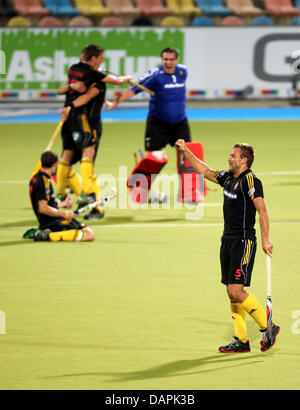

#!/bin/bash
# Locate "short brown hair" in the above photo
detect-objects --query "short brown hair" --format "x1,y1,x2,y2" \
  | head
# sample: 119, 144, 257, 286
233, 143, 255, 168
41, 151, 58, 168
161, 47, 179, 58
81, 44, 104, 61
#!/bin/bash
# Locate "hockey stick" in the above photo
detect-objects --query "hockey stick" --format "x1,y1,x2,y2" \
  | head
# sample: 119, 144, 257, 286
31, 106, 72, 178
266, 255, 273, 341
103, 69, 155, 96
23, 188, 118, 239
75, 187, 118, 215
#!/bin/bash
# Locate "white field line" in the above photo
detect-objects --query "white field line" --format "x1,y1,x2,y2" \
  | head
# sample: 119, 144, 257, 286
1, 170, 300, 185
4, 221, 300, 231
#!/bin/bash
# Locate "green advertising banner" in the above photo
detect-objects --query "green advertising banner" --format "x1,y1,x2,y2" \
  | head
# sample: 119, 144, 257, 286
0, 28, 184, 98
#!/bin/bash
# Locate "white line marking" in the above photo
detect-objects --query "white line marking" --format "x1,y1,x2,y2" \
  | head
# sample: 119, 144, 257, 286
3, 221, 300, 231
1, 170, 300, 185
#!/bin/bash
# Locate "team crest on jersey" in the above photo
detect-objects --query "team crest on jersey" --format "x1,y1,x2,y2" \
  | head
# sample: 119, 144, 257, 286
72, 132, 80, 142
180, 70, 184, 76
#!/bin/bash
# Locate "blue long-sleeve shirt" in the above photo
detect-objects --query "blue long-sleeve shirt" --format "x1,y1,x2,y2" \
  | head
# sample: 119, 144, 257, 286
131, 64, 187, 124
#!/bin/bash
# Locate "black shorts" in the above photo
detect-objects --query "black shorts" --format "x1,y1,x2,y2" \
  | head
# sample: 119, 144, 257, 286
220, 238, 257, 287
145, 116, 191, 151
62, 111, 97, 152
41, 218, 85, 232
69, 122, 102, 165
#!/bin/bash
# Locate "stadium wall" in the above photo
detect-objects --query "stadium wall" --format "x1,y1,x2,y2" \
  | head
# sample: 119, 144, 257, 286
0, 27, 299, 101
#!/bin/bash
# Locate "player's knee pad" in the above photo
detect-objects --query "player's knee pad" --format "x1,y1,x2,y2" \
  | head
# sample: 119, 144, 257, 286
127, 151, 168, 203
177, 142, 207, 203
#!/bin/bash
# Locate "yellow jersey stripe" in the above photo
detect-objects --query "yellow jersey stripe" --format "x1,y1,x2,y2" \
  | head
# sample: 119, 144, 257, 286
80, 114, 91, 133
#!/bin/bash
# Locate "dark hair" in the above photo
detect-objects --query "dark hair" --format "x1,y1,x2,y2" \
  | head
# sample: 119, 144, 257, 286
233, 143, 255, 168
160, 47, 179, 58
41, 151, 58, 168
81, 44, 104, 61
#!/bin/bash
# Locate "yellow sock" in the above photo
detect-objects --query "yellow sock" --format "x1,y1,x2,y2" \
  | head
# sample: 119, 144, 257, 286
91, 174, 101, 199
80, 158, 93, 195
49, 230, 85, 242
230, 301, 248, 343
57, 160, 70, 197
241, 294, 267, 331
91, 174, 104, 214
67, 169, 82, 197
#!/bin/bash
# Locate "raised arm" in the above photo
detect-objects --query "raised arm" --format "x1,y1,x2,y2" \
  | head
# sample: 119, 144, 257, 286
175, 139, 219, 184
102, 74, 131, 86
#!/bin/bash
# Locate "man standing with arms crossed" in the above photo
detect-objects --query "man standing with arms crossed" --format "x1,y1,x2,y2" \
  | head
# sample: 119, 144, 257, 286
175, 139, 280, 353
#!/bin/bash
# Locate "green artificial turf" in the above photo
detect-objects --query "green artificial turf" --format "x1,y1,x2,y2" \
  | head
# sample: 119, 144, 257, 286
0, 120, 299, 390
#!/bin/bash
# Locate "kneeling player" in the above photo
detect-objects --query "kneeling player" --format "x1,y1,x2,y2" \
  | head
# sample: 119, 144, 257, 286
29, 151, 94, 242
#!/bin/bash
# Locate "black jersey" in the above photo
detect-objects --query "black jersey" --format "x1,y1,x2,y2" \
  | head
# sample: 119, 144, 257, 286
29, 171, 59, 229
216, 169, 264, 240
65, 61, 107, 117
87, 79, 106, 125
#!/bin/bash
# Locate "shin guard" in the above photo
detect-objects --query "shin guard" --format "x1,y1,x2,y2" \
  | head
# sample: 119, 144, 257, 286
177, 142, 207, 203
127, 151, 168, 203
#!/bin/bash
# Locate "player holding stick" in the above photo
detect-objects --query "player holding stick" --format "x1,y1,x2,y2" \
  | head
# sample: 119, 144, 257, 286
175, 139, 280, 353
29, 151, 95, 242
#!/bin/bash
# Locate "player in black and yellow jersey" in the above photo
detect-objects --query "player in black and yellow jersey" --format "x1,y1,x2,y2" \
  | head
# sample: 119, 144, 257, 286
29, 151, 94, 242
56, 44, 130, 218
175, 140, 280, 353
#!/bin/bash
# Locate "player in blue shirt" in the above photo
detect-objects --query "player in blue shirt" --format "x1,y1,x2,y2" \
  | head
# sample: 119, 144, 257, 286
109, 47, 192, 203
110, 47, 191, 151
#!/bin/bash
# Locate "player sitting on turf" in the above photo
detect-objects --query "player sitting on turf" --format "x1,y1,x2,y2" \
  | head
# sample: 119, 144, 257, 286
29, 151, 95, 242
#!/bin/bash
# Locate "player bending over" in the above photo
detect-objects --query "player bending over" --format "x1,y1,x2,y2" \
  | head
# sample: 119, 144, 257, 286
176, 139, 280, 353
29, 151, 94, 242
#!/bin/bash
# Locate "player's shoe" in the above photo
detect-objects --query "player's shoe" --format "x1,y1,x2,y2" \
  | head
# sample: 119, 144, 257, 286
34, 229, 51, 242
148, 190, 169, 204
23, 227, 39, 239
76, 193, 96, 212
260, 324, 280, 352
219, 337, 251, 353
84, 208, 105, 220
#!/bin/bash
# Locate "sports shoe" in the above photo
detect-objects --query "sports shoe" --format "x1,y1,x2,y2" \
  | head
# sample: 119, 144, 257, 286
84, 208, 105, 220
219, 337, 251, 353
148, 190, 169, 204
23, 227, 39, 239
260, 324, 280, 352
76, 193, 96, 212
34, 229, 51, 242
77, 193, 96, 206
